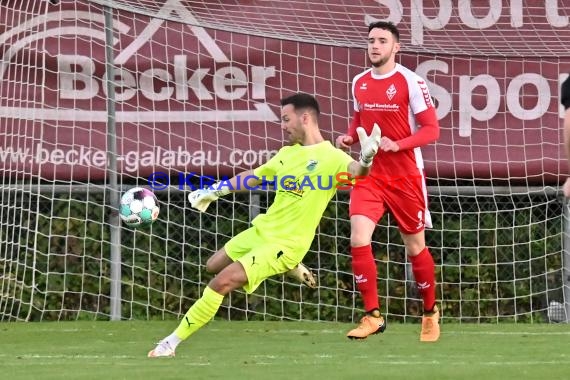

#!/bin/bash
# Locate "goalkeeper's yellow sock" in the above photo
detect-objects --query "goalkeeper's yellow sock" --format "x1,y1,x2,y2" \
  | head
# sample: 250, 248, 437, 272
173, 286, 224, 341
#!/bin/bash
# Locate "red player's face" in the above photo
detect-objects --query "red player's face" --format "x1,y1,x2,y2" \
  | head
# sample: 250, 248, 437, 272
367, 28, 400, 69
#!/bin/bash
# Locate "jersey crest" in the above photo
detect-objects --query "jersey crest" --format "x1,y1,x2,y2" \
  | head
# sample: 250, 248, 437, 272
386, 83, 397, 100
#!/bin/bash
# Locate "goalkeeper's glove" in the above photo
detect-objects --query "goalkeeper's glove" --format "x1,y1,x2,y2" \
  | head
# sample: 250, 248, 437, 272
188, 181, 231, 212
356, 123, 381, 167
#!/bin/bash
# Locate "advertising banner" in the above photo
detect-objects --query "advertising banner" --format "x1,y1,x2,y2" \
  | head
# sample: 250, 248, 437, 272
1, 0, 568, 184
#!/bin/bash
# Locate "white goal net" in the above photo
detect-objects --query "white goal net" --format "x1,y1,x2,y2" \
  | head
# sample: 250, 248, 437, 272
1, 0, 569, 323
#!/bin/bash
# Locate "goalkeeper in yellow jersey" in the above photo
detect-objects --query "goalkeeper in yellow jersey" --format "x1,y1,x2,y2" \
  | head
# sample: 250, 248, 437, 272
148, 92, 381, 357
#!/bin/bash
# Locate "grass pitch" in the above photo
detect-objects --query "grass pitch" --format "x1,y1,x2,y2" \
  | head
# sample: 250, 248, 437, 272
2, 320, 569, 380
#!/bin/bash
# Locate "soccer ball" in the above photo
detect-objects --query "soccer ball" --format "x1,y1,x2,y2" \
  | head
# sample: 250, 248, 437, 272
119, 187, 160, 227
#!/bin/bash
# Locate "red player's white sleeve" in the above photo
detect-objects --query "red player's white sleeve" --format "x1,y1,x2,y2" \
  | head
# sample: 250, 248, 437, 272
396, 77, 440, 151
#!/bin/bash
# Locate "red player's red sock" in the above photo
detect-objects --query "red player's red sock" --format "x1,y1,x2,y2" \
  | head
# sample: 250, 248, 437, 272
409, 247, 436, 312
351, 245, 379, 312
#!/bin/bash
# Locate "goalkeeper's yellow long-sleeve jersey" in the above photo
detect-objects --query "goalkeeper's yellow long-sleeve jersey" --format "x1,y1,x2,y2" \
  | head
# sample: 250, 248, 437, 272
251, 141, 353, 254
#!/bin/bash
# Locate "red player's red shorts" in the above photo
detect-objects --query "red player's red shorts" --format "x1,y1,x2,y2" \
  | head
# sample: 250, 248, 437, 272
349, 172, 432, 234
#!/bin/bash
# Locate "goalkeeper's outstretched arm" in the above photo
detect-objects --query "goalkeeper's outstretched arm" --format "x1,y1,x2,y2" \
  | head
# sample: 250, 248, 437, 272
188, 169, 263, 212
215, 169, 263, 193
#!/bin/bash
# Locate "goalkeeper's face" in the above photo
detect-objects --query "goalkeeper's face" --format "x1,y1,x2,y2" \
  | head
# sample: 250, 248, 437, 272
280, 104, 306, 144
367, 27, 400, 69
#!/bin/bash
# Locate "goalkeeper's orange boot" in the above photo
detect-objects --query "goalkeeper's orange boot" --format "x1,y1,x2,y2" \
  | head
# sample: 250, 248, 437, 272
420, 305, 440, 342
346, 310, 386, 339
147, 340, 176, 358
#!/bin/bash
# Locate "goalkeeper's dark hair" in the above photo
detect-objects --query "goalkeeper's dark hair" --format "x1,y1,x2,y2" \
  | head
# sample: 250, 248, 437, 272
368, 21, 400, 42
280, 93, 320, 115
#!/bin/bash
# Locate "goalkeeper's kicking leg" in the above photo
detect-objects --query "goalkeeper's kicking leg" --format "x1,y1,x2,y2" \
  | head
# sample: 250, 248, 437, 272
148, 240, 310, 357
147, 251, 248, 358
204, 247, 316, 289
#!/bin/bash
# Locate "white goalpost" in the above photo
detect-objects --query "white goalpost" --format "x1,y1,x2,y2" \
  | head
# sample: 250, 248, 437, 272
1, 0, 569, 323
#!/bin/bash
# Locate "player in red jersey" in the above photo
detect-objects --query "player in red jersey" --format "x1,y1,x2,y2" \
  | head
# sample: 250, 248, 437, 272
336, 21, 441, 342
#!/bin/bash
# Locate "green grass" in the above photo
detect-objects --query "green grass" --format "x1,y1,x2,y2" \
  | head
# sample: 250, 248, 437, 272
2, 320, 569, 380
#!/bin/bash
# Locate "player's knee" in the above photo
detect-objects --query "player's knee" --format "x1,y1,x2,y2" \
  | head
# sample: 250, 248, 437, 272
405, 242, 426, 256
208, 275, 243, 296
350, 231, 371, 247
205, 256, 227, 274
206, 250, 232, 274
350, 215, 376, 246
205, 258, 217, 274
